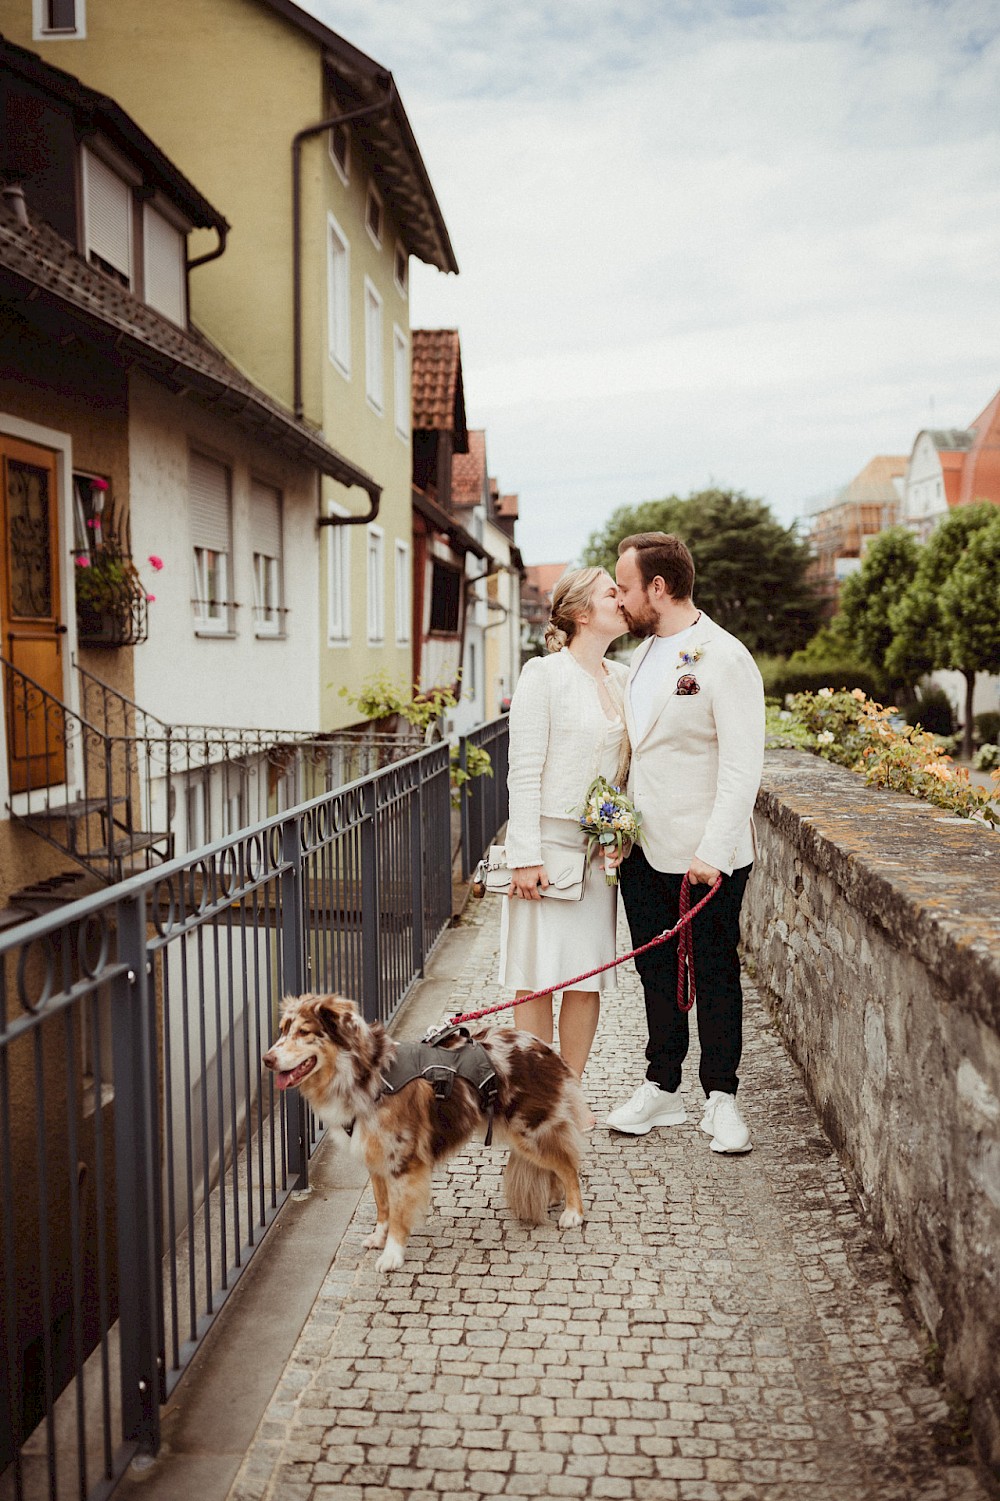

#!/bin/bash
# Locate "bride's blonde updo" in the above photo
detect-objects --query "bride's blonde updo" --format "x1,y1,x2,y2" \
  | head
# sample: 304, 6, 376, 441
544, 566, 608, 652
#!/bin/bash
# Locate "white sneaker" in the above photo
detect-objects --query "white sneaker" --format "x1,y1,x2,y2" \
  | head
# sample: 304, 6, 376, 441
700, 1091, 752, 1154
606, 1080, 687, 1134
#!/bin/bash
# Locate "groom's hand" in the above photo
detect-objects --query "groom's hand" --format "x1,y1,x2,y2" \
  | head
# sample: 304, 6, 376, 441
687, 858, 721, 887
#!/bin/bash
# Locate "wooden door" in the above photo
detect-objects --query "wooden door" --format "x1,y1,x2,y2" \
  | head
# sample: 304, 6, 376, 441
1, 436, 67, 791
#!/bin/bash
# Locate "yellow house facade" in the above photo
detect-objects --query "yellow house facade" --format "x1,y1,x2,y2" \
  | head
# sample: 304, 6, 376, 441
3, 0, 458, 726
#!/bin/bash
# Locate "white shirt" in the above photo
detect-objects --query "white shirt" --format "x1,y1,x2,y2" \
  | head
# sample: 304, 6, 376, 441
628, 622, 700, 742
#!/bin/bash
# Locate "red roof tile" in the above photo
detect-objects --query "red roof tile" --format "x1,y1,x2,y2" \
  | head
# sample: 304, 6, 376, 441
496, 493, 519, 519
525, 563, 570, 598
452, 429, 487, 509
412, 329, 466, 434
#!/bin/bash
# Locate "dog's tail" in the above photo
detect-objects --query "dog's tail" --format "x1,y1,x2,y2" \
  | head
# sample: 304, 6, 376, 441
503, 1150, 551, 1225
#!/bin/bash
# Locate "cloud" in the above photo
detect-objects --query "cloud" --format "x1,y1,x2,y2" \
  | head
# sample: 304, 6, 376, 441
307, 0, 1000, 563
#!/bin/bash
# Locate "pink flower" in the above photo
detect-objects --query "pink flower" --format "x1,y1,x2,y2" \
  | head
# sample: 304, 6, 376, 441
75, 555, 91, 569
146, 593, 156, 603
147, 555, 164, 571
91, 478, 109, 492
86, 518, 101, 529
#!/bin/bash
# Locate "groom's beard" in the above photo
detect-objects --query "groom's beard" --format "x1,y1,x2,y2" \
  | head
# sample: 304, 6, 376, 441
621, 606, 656, 638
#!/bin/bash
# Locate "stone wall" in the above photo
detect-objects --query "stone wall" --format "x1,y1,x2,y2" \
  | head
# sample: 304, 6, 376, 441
744, 751, 1000, 1476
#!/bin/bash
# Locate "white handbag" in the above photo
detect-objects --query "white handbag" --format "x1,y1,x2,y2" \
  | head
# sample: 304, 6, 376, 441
474, 843, 587, 901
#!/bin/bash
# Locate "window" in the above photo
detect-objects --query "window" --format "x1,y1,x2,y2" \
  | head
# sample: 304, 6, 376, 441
33, 0, 85, 36
189, 451, 232, 633
365, 182, 383, 247
393, 243, 408, 297
327, 215, 350, 377
366, 525, 384, 644
395, 539, 411, 645
251, 480, 282, 635
143, 202, 186, 325
429, 561, 461, 634
393, 326, 410, 442
327, 502, 351, 645
364, 279, 384, 414
82, 146, 131, 287
329, 121, 350, 183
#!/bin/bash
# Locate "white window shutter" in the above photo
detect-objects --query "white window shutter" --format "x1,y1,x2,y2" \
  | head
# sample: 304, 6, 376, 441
189, 452, 230, 551
83, 147, 132, 283
251, 480, 281, 558
143, 204, 186, 325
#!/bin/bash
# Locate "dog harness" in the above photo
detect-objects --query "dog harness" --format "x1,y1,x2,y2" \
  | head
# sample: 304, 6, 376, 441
377, 1026, 500, 1144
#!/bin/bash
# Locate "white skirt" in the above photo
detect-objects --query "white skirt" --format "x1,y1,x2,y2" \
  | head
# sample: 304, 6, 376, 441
498, 815, 619, 994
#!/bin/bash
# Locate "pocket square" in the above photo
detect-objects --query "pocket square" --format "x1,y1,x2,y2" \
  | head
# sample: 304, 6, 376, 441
675, 674, 700, 696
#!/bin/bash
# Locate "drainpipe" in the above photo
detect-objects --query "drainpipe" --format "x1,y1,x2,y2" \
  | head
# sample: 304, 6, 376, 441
292, 82, 395, 422
187, 223, 229, 271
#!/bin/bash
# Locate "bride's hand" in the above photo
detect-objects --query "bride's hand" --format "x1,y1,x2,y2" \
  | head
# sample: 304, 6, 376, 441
509, 865, 549, 900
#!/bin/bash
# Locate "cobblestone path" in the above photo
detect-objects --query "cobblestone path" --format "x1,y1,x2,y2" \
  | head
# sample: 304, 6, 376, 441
228, 900, 995, 1501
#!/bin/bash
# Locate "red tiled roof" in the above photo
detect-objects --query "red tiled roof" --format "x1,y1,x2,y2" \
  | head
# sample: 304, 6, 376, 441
525, 563, 570, 598
452, 429, 487, 509
497, 493, 519, 519
412, 329, 466, 435
958, 386, 1000, 508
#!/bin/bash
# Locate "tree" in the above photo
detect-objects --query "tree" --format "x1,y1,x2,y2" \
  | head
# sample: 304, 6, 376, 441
938, 513, 1000, 759
884, 503, 999, 690
582, 488, 822, 655
838, 527, 920, 685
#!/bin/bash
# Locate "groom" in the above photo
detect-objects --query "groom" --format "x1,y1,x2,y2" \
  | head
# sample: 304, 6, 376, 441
608, 532, 765, 1153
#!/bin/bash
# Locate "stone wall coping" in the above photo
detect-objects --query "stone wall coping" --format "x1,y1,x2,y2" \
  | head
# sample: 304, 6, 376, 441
756, 750, 1000, 1025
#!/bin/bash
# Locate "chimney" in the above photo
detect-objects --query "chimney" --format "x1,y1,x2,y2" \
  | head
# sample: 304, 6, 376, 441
1, 184, 30, 229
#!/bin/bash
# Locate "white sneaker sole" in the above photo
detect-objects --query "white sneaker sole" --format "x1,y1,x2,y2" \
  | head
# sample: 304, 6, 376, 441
700, 1116, 752, 1153
607, 1109, 687, 1135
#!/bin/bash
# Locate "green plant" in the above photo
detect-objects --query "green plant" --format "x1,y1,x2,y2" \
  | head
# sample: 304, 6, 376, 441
449, 743, 493, 806
903, 684, 955, 738
974, 711, 1000, 748
776, 687, 1000, 825
339, 674, 458, 732
74, 550, 140, 609
974, 743, 1000, 772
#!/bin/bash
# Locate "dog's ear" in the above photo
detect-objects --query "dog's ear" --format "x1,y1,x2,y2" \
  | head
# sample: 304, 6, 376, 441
313, 995, 359, 1047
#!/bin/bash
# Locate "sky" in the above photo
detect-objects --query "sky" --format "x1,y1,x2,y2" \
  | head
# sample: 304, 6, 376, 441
309, 0, 1000, 566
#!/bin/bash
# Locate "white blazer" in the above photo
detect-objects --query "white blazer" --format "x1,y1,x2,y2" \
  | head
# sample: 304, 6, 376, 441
504, 650, 629, 868
624, 612, 764, 875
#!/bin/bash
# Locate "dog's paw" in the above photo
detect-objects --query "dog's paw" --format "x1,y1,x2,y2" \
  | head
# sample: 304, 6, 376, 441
363, 1224, 388, 1250
375, 1238, 405, 1272
558, 1207, 584, 1231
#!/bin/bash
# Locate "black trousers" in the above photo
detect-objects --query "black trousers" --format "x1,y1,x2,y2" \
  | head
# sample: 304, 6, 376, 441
619, 847, 752, 1097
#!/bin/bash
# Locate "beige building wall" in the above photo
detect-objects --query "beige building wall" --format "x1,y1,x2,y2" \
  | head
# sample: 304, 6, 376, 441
8, 0, 419, 729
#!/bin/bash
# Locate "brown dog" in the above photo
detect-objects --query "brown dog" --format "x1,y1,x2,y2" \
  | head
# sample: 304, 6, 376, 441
263, 993, 588, 1270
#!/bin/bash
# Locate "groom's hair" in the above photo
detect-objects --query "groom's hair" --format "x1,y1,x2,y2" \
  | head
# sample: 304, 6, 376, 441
618, 533, 695, 600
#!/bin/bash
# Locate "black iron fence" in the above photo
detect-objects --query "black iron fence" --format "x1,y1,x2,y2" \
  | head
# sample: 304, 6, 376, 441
0, 741, 452, 1501
459, 715, 510, 881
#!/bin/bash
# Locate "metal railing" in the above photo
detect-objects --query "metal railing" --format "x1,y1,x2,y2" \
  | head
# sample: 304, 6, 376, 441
0, 740, 452, 1501
459, 715, 510, 880
2, 658, 428, 887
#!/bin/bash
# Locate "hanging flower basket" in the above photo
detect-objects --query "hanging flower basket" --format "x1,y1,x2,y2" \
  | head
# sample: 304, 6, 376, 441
74, 549, 149, 647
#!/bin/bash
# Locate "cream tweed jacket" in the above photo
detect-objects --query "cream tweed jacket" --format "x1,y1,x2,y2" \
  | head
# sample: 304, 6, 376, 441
504, 650, 629, 869
624, 611, 764, 875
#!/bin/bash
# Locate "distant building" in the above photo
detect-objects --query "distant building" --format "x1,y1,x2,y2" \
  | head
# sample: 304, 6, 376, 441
804, 457, 907, 617
903, 387, 1000, 539
521, 562, 570, 655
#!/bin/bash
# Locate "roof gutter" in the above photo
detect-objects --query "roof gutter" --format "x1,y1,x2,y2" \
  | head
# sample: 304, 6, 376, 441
292, 83, 395, 424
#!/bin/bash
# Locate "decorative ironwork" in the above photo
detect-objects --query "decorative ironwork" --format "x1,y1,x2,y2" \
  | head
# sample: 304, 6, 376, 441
7, 458, 53, 618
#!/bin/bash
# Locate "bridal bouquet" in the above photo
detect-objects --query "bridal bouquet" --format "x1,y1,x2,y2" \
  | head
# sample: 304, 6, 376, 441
577, 776, 642, 887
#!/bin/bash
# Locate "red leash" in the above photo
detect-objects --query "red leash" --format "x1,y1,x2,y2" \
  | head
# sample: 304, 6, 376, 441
447, 875, 722, 1027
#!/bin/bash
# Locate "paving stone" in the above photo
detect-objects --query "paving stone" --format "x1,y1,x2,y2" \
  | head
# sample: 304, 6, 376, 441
223, 899, 997, 1501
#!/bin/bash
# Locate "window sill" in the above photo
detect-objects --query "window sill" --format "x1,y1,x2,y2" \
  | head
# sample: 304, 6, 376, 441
194, 628, 237, 640
327, 637, 352, 649
254, 629, 287, 641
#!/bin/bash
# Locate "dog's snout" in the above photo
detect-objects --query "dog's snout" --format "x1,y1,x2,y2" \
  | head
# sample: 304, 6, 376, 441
262, 1048, 278, 1071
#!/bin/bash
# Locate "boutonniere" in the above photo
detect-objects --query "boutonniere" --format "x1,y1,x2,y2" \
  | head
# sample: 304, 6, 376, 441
676, 642, 705, 670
